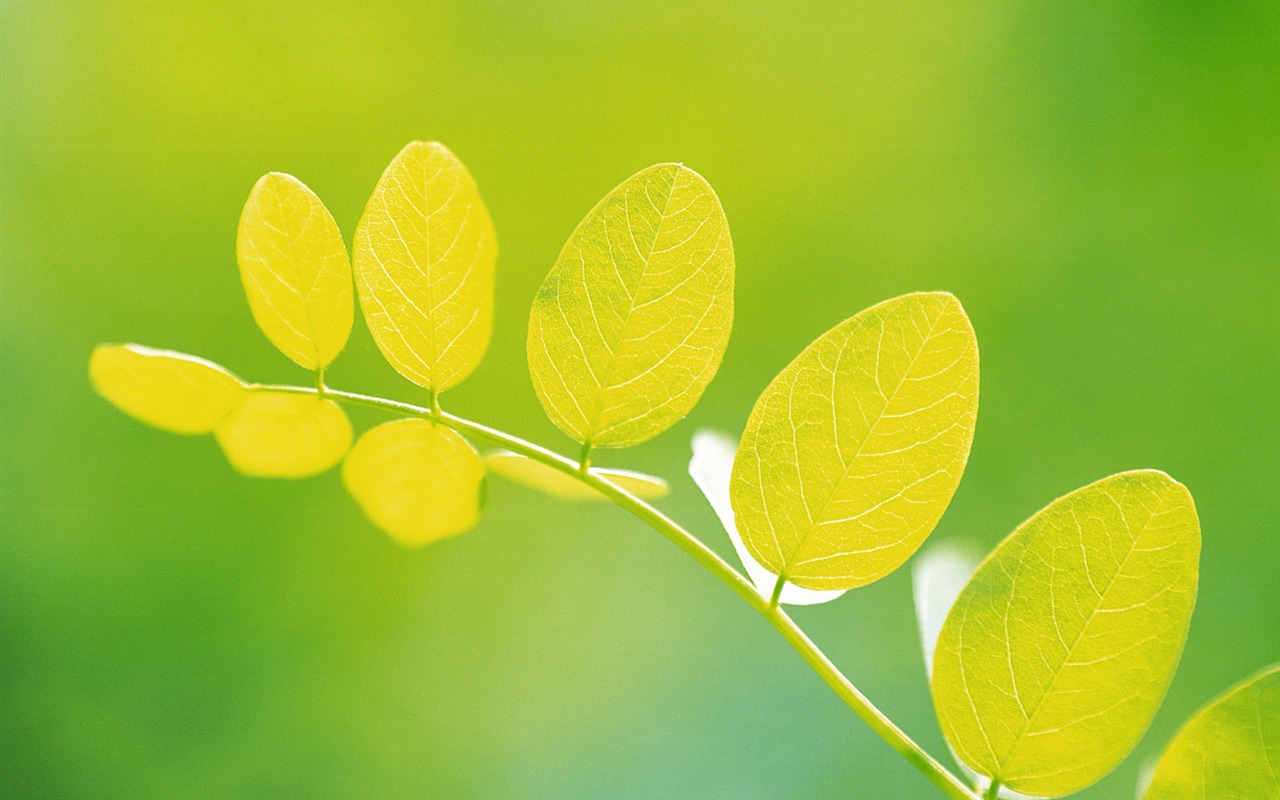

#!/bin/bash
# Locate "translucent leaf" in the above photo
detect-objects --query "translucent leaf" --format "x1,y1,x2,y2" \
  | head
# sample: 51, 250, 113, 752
215, 392, 352, 478
484, 450, 667, 501
932, 470, 1201, 798
912, 539, 981, 678
527, 163, 734, 448
90, 343, 245, 434
236, 172, 353, 370
352, 142, 497, 392
688, 429, 846, 606
1143, 665, 1279, 800
729, 292, 979, 591
343, 419, 485, 547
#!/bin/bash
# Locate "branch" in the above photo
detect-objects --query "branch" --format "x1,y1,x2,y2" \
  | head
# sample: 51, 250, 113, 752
252, 382, 980, 800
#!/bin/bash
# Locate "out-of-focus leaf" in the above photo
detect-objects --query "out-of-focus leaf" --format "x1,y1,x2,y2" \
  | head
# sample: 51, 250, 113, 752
215, 392, 351, 478
343, 419, 485, 547
911, 539, 981, 678
90, 343, 245, 434
484, 450, 667, 501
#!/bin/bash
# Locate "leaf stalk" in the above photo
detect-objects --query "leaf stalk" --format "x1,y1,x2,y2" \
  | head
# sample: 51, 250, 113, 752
247, 381, 980, 800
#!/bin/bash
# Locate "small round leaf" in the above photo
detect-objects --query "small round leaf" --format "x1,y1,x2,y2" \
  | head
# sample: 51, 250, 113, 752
215, 392, 352, 478
343, 419, 485, 547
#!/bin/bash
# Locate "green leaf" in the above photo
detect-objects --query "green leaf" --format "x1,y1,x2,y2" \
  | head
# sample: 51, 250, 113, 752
484, 450, 667, 501
352, 141, 497, 393
90, 343, 245, 434
728, 292, 978, 591
527, 163, 734, 448
236, 172, 353, 370
932, 470, 1201, 798
343, 419, 486, 547
215, 392, 352, 478
1143, 665, 1279, 800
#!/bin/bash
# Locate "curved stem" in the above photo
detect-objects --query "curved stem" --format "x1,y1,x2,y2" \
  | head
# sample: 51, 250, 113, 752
250, 382, 979, 800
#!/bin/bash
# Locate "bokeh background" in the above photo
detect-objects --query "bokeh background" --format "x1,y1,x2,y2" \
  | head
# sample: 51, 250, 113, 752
3, 2, 1277, 797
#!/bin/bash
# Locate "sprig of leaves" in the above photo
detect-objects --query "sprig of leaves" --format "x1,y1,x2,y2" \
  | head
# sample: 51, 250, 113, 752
91, 142, 1272, 799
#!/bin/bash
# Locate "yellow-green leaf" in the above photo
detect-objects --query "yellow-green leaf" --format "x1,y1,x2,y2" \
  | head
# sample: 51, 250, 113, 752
484, 450, 668, 501
1143, 665, 1279, 800
343, 419, 485, 547
90, 343, 245, 434
527, 163, 734, 448
728, 292, 978, 591
214, 392, 351, 478
352, 142, 497, 392
236, 172, 353, 370
932, 470, 1201, 798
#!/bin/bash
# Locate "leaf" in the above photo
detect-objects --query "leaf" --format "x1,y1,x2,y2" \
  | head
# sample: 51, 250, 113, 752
1142, 665, 1279, 800
236, 172, 354, 370
527, 163, 734, 448
912, 539, 981, 678
931, 470, 1201, 798
90, 344, 245, 434
343, 419, 485, 547
729, 292, 979, 591
352, 142, 497, 392
214, 392, 352, 478
689, 429, 846, 606
484, 450, 667, 501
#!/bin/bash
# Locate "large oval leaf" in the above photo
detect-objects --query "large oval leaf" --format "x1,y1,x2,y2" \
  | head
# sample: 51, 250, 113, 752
484, 450, 667, 501
236, 172, 353, 370
527, 163, 734, 448
215, 392, 352, 478
90, 344, 245, 434
1143, 665, 1279, 800
932, 470, 1201, 798
729, 292, 978, 591
343, 419, 486, 547
352, 142, 497, 393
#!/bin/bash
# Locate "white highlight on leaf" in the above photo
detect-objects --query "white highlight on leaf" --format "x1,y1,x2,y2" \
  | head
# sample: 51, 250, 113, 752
689, 429, 846, 606
913, 539, 982, 678
912, 539, 1041, 800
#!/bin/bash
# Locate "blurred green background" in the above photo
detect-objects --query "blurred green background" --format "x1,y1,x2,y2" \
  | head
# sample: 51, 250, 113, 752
3, 1, 1277, 797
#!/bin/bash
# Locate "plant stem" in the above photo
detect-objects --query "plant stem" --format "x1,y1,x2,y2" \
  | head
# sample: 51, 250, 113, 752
984, 779, 1003, 800
249, 382, 980, 800
769, 573, 786, 609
